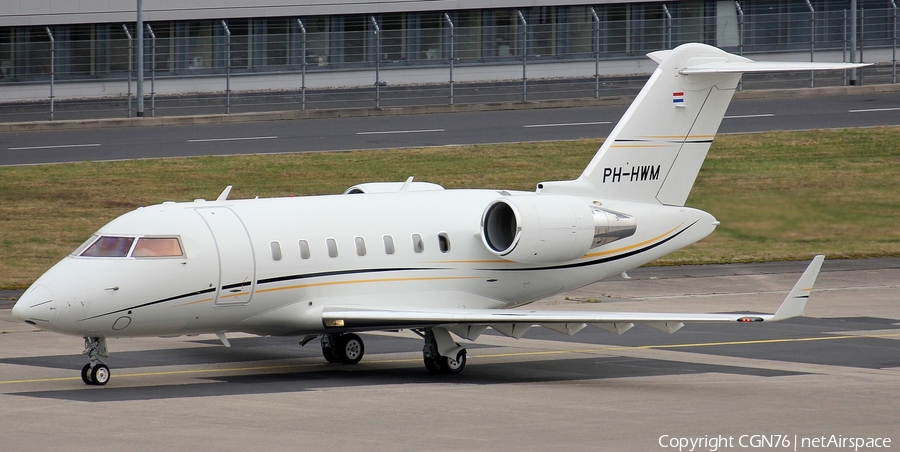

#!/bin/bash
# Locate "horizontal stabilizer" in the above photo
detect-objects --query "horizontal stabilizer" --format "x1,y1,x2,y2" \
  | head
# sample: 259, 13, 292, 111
680, 61, 869, 75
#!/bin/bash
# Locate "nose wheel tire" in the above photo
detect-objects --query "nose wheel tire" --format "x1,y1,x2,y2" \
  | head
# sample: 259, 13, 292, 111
81, 363, 111, 386
81, 363, 93, 385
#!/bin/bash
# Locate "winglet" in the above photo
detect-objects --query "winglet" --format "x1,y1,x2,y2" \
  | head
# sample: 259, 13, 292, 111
769, 255, 825, 321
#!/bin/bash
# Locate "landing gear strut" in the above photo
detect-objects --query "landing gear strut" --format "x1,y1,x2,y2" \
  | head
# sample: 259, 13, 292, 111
81, 337, 111, 386
422, 328, 467, 374
321, 333, 365, 364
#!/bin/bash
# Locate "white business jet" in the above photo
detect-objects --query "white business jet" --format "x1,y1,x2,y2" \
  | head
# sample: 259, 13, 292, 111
13, 43, 860, 385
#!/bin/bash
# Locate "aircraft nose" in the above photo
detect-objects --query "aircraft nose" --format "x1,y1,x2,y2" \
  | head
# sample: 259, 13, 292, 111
12, 284, 56, 325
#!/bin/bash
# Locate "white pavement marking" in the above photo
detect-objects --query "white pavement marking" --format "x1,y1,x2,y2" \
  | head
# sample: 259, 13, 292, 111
188, 136, 278, 143
8, 143, 101, 151
356, 129, 445, 135
523, 121, 611, 128
848, 107, 900, 113
723, 114, 775, 119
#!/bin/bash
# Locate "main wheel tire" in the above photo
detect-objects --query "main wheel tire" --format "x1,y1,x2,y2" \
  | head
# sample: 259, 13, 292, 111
81, 363, 94, 385
322, 346, 342, 363
423, 355, 441, 373
337, 333, 364, 365
437, 350, 466, 374
90, 364, 111, 386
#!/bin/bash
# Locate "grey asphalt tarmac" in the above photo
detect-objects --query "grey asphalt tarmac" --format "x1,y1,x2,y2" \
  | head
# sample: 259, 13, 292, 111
3, 91, 900, 166
1, 258, 898, 451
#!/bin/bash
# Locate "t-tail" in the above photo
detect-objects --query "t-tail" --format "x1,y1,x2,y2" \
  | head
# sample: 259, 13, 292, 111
538, 43, 867, 206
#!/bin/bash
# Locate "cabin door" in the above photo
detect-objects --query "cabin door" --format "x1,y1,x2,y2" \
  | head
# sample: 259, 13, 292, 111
196, 207, 256, 306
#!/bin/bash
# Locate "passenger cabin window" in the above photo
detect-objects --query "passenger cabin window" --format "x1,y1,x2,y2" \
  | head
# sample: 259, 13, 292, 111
132, 237, 183, 257
270, 241, 283, 261
326, 238, 338, 258
355, 236, 367, 256
383, 235, 395, 255
80, 236, 135, 258
438, 233, 451, 253
412, 234, 424, 253
298, 240, 311, 259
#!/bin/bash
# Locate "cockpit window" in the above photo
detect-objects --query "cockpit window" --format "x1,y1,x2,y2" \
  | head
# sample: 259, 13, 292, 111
132, 237, 184, 257
80, 236, 135, 257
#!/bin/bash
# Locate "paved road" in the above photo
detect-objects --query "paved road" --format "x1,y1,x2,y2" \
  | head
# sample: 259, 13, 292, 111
1, 260, 897, 451
3, 92, 900, 166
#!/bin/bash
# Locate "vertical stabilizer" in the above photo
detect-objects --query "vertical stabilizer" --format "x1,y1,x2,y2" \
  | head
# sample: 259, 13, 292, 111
537, 43, 865, 206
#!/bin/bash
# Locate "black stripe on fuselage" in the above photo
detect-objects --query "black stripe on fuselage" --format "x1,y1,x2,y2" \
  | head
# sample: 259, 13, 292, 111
79, 268, 442, 321
256, 267, 442, 286
79, 287, 217, 321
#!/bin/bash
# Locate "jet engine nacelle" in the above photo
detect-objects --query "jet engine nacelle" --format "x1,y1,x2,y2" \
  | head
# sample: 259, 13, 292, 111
481, 195, 637, 263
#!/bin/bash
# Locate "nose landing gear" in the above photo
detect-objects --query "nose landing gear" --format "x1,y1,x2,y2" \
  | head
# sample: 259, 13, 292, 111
81, 337, 111, 386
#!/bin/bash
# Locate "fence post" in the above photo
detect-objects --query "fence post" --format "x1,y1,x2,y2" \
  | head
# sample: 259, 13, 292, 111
805, 0, 815, 87
46, 27, 55, 121
123, 25, 133, 118
370, 16, 381, 109
662, 4, 672, 49
147, 24, 156, 117
735, 1, 744, 90
136, 0, 144, 117
297, 19, 307, 111
890, 1, 898, 83
843, 10, 849, 85
517, 10, 527, 103
591, 7, 600, 98
850, 0, 858, 85
860, 8, 865, 85
444, 13, 454, 105
222, 20, 231, 114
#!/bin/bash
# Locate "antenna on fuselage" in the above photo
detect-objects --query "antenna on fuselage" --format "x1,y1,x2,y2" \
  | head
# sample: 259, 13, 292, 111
216, 185, 233, 202
399, 176, 414, 192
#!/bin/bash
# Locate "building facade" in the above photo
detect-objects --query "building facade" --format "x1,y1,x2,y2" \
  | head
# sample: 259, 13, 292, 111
0, 0, 894, 85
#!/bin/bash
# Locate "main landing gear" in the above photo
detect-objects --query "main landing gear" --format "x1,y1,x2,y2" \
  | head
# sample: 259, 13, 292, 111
313, 328, 468, 374
421, 327, 467, 374
81, 337, 111, 386
320, 333, 365, 364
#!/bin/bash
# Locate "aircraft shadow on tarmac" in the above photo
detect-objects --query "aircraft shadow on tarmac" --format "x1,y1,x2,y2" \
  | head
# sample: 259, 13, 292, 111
6, 316, 900, 403
12, 355, 805, 403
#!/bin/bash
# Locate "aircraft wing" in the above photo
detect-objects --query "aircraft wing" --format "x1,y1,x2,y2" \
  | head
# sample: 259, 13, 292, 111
322, 256, 824, 339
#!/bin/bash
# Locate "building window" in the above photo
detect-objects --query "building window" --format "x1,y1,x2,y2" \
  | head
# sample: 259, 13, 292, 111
383, 235, 395, 254
0, 27, 14, 79
304, 16, 331, 67
298, 240, 311, 259
270, 241, 283, 261
355, 236, 367, 256
186, 21, 213, 69
326, 238, 338, 258
412, 234, 424, 253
